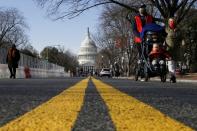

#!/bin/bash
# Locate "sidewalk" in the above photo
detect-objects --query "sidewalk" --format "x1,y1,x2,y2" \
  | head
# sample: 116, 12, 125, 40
175, 73, 197, 83
176, 73, 197, 80
114, 73, 197, 83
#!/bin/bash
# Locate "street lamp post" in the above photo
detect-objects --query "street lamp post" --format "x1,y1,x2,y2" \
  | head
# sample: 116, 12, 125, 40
121, 56, 125, 76
46, 44, 61, 62
101, 55, 104, 68
45, 44, 61, 71
46, 48, 49, 62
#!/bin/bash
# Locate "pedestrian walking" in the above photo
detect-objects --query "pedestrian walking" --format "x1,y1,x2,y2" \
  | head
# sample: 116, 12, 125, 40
6, 44, 20, 79
24, 66, 31, 78
132, 4, 155, 56
128, 4, 176, 82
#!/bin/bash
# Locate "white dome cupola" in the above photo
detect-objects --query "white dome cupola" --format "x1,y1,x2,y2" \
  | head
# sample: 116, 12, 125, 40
81, 28, 97, 48
78, 28, 97, 66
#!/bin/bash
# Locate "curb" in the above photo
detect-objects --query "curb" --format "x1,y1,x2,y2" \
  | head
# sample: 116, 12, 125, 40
113, 77, 197, 83
150, 78, 197, 83
176, 79, 197, 83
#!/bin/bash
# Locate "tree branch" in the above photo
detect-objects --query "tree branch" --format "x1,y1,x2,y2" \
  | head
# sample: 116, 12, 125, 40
177, 0, 197, 24
149, 0, 167, 18
54, 1, 113, 19
109, 0, 138, 13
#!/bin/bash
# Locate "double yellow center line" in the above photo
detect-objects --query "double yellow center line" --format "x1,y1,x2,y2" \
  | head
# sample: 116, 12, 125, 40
0, 78, 89, 131
92, 78, 193, 131
0, 77, 194, 131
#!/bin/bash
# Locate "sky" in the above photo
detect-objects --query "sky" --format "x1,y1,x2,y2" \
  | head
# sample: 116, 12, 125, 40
0, 0, 101, 54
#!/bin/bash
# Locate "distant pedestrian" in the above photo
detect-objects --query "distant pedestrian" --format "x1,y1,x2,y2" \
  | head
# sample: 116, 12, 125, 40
24, 66, 31, 79
6, 44, 20, 79
114, 62, 120, 77
94, 71, 98, 76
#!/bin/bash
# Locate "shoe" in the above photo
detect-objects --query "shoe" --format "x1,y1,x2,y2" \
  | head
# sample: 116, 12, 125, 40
140, 79, 145, 82
170, 75, 176, 83
10, 74, 14, 79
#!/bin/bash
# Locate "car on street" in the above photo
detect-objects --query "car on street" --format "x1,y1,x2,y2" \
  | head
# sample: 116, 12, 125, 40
99, 68, 112, 77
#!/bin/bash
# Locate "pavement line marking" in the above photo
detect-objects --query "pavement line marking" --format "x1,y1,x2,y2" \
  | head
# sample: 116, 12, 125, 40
92, 78, 194, 131
0, 78, 89, 131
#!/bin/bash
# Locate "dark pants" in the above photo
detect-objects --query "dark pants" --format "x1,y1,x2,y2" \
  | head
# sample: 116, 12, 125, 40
8, 62, 17, 79
8, 65, 16, 78
135, 43, 142, 58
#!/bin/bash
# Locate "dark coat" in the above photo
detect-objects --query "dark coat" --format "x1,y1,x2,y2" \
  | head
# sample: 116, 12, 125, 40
6, 48, 20, 68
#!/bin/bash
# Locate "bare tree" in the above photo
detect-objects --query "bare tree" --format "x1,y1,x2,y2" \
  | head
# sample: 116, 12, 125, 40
35, 0, 141, 19
35, 0, 196, 21
40, 46, 79, 72
36, 0, 196, 56
21, 44, 39, 58
94, 4, 138, 76
0, 8, 29, 47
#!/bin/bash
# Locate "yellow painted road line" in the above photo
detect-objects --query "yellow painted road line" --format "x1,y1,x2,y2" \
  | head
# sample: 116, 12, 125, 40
92, 78, 194, 131
0, 78, 89, 131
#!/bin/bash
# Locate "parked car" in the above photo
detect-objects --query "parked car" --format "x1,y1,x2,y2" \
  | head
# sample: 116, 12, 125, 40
99, 68, 112, 77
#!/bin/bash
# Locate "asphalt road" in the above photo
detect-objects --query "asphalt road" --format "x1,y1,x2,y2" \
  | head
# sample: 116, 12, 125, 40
101, 78, 197, 130
0, 78, 83, 127
73, 80, 115, 131
0, 77, 196, 130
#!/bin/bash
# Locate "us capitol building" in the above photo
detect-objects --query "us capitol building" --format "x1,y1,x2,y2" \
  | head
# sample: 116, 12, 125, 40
78, 28, 97, 74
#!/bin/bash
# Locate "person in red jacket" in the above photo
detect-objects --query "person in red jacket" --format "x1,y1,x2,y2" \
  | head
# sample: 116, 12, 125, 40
149, 43, 176, 83
131, 4, 176, 82
149, 43, 171, 60
132, 4, 155, 56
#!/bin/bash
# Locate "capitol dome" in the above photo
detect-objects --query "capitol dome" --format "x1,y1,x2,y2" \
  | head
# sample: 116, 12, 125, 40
78, 28, 97, 65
